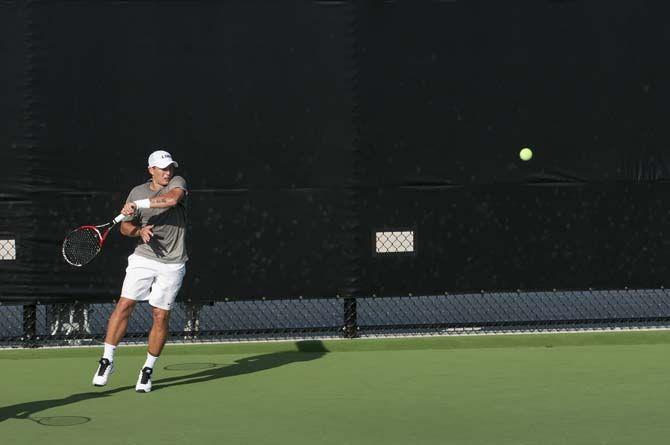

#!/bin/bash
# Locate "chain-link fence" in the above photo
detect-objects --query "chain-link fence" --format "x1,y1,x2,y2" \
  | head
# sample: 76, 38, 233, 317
375, 230, 415, 254
0, 239, 16, 260
3, 288, 670, 348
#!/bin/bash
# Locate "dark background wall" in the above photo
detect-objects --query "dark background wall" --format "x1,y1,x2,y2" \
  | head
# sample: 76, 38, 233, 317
20, 1, 356, 301
2, 0, 670, 303
355, 1, 670, 294
0, 1, 33, 300
0, 1, 25, 210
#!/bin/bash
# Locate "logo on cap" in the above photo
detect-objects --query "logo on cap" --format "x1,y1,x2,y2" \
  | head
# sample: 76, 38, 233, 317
148, 150, 179, 168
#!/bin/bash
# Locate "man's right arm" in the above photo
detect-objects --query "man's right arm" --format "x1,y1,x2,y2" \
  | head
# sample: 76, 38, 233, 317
120, 218, 154, 243
120, 221, 140, 237
120, 189, 154, 243
121, 188, 141, 238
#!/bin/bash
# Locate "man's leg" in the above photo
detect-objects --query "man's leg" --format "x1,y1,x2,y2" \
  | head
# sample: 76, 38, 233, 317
136, 307, 170, 393
136, 260, 185, 393
105, 297, 138, 345
148, 306, 170, 356
93, 297, 137, 386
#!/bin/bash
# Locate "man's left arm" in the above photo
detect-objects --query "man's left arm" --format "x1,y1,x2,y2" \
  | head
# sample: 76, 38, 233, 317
156, 176, 187, 208
148, 187, 186, 209
124, 187, 186, 213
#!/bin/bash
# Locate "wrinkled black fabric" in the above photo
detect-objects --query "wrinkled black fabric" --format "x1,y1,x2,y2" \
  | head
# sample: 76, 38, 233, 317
2, 1, 670, 303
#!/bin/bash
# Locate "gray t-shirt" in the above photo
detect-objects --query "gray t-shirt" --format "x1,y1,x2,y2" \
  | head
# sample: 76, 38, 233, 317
126, 176, 188, 263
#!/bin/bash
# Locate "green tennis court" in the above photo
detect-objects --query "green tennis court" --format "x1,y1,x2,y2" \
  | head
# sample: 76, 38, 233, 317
2, 331, 669, 444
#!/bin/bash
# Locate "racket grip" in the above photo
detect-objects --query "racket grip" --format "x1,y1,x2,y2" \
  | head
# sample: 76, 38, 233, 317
112, 213, 126, 224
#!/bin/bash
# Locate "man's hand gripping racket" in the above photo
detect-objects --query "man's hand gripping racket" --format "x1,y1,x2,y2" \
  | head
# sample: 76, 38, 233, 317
62, 213, 127, 267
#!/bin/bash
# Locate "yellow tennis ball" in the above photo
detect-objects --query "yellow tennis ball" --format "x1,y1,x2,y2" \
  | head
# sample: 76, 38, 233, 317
519, 147, 533, 161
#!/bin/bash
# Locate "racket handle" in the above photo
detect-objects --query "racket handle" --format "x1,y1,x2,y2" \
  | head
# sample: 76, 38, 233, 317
112, 213, 126, 224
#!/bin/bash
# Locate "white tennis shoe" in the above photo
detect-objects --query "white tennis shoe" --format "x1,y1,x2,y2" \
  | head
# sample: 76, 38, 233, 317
92, 358, 114, 386
135, 367, 153, 393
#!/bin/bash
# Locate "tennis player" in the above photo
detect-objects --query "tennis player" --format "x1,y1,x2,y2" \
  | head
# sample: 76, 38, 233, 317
92, 150, 188, 393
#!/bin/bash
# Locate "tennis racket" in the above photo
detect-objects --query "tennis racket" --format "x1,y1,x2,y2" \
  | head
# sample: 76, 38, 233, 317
62, 213, 126, 267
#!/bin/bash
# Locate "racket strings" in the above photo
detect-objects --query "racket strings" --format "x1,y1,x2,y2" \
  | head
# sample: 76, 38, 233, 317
62, 227, 102, 266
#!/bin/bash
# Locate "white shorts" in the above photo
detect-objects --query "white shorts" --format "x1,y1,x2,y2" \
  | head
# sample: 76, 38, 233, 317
121, 253, 186, 310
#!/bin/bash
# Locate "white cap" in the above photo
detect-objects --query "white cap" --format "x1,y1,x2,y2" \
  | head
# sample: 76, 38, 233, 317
148, 150, 179, 168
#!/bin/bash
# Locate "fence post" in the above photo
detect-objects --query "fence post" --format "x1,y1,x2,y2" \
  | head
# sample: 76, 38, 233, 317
23, 303, 37, 347
343, 297, 358, 338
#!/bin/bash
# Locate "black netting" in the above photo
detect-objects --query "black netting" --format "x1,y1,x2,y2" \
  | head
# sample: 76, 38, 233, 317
62, 228, 102, 267
3, 289, 670, 348
4, 2, 670, 349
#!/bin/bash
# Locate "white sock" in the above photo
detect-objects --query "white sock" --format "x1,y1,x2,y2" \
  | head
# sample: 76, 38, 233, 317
143, 353, 159, 369
102, 343, 116, 362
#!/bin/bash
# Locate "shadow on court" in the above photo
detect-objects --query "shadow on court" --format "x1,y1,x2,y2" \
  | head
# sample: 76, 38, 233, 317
152, 339, 328, 391
0, 340, 328, 425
